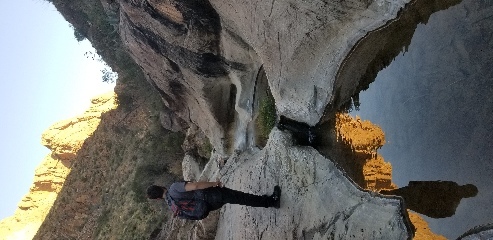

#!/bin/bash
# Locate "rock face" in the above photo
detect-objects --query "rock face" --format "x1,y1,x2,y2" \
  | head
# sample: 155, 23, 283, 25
116, 0, 412, 155
41, 92, 118, 160
209, 0, 411, 126
0, 93, 117, 240
0, 154, 69, 240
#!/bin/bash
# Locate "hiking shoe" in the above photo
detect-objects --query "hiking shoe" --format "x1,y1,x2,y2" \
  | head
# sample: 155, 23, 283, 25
271, 186, 281, 209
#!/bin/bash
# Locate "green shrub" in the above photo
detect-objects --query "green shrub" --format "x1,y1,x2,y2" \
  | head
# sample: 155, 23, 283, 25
256, 94, 276, 145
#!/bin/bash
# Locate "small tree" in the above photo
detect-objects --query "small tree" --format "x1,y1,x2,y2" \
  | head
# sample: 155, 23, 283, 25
73, 28, 86, 42
101, 67, 117, 83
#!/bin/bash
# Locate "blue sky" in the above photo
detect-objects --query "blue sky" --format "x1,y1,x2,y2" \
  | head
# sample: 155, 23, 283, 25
0, 0, 115, 220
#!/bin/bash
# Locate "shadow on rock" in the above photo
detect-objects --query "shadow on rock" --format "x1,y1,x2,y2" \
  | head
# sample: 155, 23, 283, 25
380, 181, 478, 219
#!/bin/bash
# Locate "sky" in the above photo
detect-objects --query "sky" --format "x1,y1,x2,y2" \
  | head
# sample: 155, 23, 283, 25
0, 0, 115, 220
350, 1, 493, 237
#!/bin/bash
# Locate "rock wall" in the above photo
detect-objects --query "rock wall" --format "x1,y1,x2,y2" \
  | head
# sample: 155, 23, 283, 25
209, 0, 411, 126
118, 0, 249, 155
0, 93, 117, 240
41, 92, 118, 160
115, 0, 414, 156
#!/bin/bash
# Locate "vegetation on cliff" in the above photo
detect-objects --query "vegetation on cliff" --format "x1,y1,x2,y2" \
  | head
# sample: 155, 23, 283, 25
255, 92, 276, 147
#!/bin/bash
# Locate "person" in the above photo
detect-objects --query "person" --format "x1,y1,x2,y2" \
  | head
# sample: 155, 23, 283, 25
147, 181, 281, 220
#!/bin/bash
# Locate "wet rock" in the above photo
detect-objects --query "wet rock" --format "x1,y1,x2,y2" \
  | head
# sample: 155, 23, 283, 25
118, 0, 244, 154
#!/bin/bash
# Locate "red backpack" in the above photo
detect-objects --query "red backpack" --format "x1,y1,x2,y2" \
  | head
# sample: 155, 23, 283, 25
165, 191, 210, 220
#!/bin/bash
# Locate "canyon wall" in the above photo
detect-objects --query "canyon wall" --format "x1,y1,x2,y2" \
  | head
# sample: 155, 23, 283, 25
0, 93, 117, 240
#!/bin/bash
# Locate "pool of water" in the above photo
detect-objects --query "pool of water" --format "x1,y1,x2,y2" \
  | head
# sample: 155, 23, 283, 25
351, 0, 493, 238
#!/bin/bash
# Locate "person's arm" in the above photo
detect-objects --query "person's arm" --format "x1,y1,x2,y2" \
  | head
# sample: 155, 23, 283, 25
184, 181, 222, 191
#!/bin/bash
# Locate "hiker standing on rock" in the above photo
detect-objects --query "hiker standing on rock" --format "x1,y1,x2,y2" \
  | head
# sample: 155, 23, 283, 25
147, 181, 281, 220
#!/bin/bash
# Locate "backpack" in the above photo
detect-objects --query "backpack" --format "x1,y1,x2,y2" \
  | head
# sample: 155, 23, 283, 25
165, 191, 209, 220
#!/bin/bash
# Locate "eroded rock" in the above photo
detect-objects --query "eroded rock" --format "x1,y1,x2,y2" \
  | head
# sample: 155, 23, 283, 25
41, 92, 118, 160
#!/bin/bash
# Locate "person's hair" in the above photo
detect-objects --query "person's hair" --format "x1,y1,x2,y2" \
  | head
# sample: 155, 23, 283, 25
147, 185, 166, 199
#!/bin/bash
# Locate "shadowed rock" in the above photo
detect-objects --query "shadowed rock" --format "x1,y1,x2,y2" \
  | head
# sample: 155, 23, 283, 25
380, 181, 478, 219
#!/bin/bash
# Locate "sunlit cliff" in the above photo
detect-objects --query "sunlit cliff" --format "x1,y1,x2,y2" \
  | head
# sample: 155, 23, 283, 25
0, 93, 117, 240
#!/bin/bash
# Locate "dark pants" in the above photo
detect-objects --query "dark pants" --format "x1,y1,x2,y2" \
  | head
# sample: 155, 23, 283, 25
202, 187, 271, 211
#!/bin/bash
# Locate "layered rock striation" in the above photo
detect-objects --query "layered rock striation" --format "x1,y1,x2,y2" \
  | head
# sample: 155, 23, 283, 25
0, 93, 117, 240
334, 113, 392, 191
